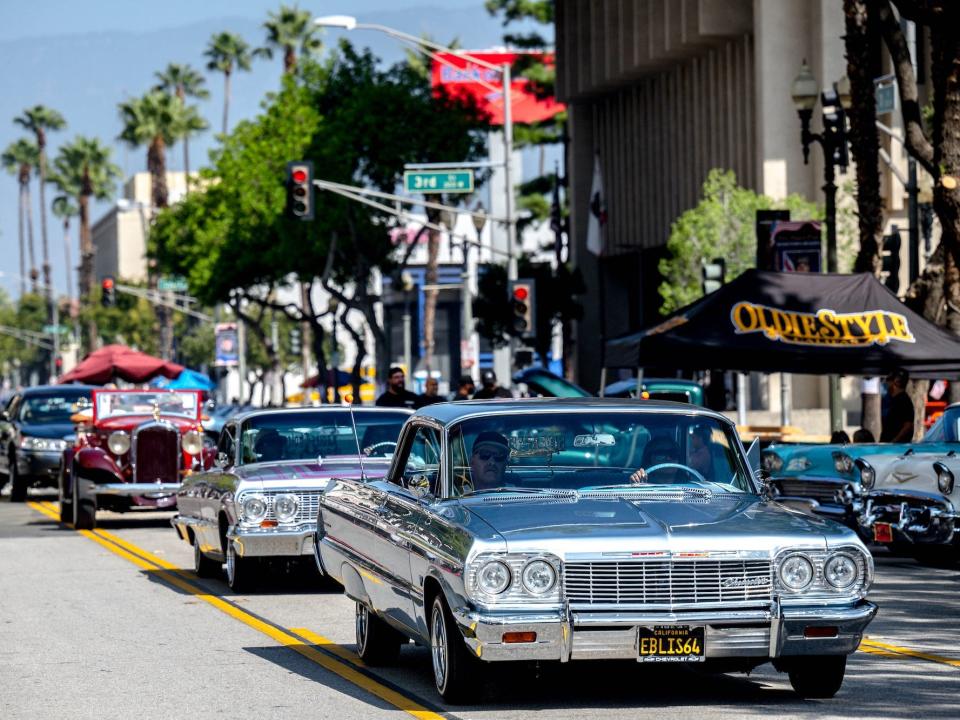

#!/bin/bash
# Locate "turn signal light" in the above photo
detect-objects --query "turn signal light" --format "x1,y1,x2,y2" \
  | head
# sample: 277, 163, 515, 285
803, 626, 838, 638
502, 631, 537, 644
260, 520, 278, 528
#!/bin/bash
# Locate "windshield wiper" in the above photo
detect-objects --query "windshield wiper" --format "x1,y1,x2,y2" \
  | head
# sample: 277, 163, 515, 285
461, 487, 577, 498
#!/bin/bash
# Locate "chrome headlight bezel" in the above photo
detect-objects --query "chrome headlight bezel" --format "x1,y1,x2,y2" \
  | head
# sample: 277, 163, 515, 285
832, 451, 854, 475
934, 461, 955, 495
182, 429, 203, 456
785, 456, 812, 472
466, 552, 562, 605
778, 553, 814, 591
521, 559, 558, 595
823, 552, 859, 590
762, 451, 784, 474
107, 431, 130, 456
774, 546, 872, 601
240, 494, 268, 524
274, 493, 299, 523
855, 458, 875, 490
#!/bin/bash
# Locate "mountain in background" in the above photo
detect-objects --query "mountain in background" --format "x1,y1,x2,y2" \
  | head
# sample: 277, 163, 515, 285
0, 4, 544, 298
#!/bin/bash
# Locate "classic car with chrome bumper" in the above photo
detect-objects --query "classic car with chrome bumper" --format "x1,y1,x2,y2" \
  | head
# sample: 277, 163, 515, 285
317, 399, 878, 703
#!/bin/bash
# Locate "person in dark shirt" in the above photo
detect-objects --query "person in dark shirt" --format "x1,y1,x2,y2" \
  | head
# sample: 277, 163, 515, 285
451, 375, 476, 401
415, 377, 445, 408
375, 367, 419, 409
472, 369, 513, 399
880, 368, 915, 442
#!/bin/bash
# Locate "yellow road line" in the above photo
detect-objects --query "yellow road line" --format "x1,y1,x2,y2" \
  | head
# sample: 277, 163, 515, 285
861, 638, 960, 669
291, 626, 369, 666
31, 501, 448, 720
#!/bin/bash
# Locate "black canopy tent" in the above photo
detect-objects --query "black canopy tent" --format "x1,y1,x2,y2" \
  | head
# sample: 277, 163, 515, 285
605, 270, 960, 379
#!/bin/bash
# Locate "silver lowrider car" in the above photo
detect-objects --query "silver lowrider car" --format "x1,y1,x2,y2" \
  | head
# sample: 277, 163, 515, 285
316, 399, 877, 703
173, 407, 410, 591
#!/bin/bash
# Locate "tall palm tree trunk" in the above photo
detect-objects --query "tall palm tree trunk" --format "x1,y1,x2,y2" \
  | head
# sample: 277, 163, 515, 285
17, 184, 26, 296
148, 136, 173, 359
38, 151, 52, 302
24, 179, 38, 292
177, 87, 191, 192
284, 47, 296, 74
62, 215, 74, 302
78, 188, 97, 349
222, 70, 232, 135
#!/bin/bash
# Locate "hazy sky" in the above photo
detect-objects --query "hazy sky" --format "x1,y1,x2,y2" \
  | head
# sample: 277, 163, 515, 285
0, 1, 543, 300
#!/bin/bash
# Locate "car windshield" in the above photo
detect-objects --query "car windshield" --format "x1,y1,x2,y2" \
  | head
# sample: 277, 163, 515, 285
96, 391, 198, 420
240, 410, 409, 464
448, 411, 752, 497
19, 393, 90, 424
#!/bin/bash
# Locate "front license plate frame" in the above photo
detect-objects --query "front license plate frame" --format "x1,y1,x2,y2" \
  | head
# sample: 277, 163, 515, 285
873, 522, 894, 543
638, 625, 705, 662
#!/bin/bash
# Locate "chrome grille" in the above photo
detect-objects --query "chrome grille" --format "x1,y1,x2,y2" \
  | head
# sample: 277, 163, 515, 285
564, 559, 772, 606
133, 425, 180, 483
261, 489, 323, 524
773, 479, 845, 504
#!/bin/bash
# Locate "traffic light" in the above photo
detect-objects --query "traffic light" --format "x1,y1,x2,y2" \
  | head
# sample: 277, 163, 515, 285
508, 279, 536, 340
701, 258, 726, 295
101, 276, 116, 307
289, 327, 302, 355
286, 161, 314, 221
882, 226, 902, 294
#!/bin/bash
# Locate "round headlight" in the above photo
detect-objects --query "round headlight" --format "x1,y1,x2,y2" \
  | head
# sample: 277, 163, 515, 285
824, 553, 859, 590
477, 560, 511, 595
241, 495, 267, 523
107, 431, 130, 456
521, 559, 557, 595
183, 429, 203, 456
275, 493, 299, 522
762, 452, 783, 474
778, 554, 814, 591
857, 460, 876, 491
833, 451, 854, 474
935, 462, 955, 495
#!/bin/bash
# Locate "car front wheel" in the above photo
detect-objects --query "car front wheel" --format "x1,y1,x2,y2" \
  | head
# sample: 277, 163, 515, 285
225, 541, 259, 592
786, 655, 846, 698
72, 473, 96, 530
355, 602, 403, 665
429, 594, 480, 704
9, 453, 27, 502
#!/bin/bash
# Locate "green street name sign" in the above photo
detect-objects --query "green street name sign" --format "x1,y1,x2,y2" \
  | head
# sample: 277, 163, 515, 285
158, 276, 189, 292
404, 170, 474, 194
43, 324, 65, 334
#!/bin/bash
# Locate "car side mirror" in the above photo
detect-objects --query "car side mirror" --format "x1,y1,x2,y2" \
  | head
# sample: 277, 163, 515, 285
216, 451, 231, 469
406, 473, 433, 500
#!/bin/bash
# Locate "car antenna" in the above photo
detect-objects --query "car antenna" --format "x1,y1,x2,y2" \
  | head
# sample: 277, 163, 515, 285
348, 406, 368, 479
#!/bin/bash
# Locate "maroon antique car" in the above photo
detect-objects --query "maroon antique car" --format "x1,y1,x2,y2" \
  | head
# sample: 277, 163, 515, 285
58, 389, 213, 528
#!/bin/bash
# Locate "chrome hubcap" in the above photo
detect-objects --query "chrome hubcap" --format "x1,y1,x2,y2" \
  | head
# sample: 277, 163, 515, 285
356, 604, 368, 651
226, 544, 236, 583
430, 605, 447, 690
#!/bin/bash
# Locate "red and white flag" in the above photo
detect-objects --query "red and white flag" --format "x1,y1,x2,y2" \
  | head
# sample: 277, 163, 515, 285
587, 153, 606, 256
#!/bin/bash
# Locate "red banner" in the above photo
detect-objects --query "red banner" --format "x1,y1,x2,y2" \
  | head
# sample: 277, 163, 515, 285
431, 51, 565, 126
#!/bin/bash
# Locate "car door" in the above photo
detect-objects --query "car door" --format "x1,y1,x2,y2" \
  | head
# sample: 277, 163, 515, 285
364, 421, 443, 630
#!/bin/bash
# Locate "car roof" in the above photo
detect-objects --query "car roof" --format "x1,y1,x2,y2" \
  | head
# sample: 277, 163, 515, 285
20, 384, 97, 396
230, 406, 414, 424
413, 397, 730, 425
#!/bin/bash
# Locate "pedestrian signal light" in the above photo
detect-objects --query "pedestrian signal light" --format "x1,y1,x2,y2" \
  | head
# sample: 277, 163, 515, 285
881, 226, 902, 294
101, 276, 116, 307
289, 327, 302, 355
701, 258, 726, 295
508, 279, 536, 340
286, 161, 314, 221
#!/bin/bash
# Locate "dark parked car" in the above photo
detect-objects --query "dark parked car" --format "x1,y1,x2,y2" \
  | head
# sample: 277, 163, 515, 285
0, 385, 96, 501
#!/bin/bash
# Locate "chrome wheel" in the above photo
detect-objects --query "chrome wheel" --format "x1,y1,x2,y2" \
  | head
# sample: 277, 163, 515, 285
226, 542, 237, 585
356, 603, 369, 653
430, 602, 448, 691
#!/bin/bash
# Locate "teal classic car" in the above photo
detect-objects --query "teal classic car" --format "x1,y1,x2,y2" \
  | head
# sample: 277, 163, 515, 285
762, 404, 960, 560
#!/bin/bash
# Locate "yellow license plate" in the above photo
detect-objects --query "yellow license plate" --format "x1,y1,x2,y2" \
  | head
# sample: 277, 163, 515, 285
638, 625, 705, 662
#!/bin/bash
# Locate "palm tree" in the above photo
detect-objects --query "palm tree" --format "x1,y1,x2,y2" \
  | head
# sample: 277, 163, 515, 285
118, 90, 203, 210
50, 137, 121, 348
15, 105, 66, 301
51, 196, 78, 304
204, 32, 254, 135
260, 5, 323, 74
153, 63, 209, 191
2, 138, 40, 294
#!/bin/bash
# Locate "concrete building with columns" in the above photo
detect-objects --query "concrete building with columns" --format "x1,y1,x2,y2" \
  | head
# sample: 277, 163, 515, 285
555, 0, 925, 430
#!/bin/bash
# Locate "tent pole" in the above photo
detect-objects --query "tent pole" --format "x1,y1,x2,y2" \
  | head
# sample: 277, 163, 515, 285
780, 373, 792, 427
636, 368, 644, 399
599, 367, 607, 398
737, 373, 748, 427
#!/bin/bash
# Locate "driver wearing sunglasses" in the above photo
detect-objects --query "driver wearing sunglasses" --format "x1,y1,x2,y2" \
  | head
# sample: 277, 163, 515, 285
464, 431, 511, 493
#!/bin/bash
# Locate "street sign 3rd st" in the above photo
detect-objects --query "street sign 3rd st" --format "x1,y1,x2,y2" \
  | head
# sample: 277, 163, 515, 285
403, 170, 475, 194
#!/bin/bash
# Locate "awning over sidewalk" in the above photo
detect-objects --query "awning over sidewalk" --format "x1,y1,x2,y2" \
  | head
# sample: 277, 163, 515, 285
605, 270, 960, 378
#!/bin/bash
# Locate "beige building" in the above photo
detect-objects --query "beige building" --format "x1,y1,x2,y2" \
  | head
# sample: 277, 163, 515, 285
556, 0, 925, 429
93, 172, 193, 283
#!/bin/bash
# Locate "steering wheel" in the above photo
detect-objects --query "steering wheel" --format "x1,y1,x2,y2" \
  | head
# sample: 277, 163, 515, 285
643, 462, 708, 484
363, 441, 398, 457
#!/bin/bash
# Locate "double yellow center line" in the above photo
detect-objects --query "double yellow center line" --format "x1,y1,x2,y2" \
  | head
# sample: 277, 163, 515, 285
27, 501, 451, 720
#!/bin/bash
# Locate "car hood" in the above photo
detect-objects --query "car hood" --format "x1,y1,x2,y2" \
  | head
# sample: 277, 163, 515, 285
461, 493, 847, 556
233, 457, 392, 491
19, 423, 75, 440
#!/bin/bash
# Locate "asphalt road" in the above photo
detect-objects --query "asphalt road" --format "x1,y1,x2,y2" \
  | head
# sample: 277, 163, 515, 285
1, 490, 957, 720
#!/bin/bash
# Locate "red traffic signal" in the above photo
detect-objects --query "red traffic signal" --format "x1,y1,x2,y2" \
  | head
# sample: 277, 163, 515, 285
101, 275, 116, 307
102, 277, 114, 290
512, 286, 529, 301
287, 161, 315, 221
508, 279, 536, 340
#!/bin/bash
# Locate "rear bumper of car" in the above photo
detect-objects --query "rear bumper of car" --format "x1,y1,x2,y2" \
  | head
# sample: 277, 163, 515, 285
452, 600, 877, 663
228, 524, 316, 558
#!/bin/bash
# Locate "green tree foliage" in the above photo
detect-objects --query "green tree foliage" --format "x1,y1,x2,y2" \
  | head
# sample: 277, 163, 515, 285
658, 169, 822, 315
0, 291, 47, 379
79, 283, 163, 355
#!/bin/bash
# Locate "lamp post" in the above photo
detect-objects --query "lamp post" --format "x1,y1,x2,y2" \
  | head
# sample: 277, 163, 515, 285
399, 271, 415, 378
464, 203, 486, 377
313, 15, 517, 283
328, 298, 340, 403
791, 61, 852, 434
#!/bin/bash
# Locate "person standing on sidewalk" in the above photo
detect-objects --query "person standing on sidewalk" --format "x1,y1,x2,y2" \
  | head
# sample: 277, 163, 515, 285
880, 369, 915, 442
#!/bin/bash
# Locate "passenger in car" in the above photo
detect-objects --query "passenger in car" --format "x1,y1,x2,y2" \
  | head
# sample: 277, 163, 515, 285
461, 431, 510, 493
254, 429, 286, 462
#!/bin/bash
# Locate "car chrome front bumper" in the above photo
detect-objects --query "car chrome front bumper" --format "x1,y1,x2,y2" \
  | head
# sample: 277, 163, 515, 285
93, 482, 181, 498
228, 524, 316, 558
453, 600, 878, 662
